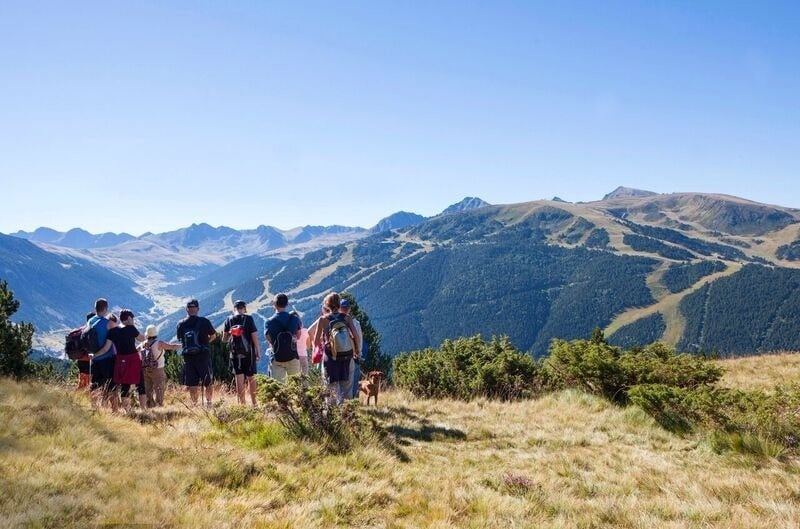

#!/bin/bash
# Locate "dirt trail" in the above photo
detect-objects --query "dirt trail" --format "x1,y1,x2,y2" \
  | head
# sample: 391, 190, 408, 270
605, 262, 742, 346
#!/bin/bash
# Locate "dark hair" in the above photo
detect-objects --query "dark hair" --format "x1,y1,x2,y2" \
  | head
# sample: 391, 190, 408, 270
119, 309, 134, 322
85, 312, 96, 322
94, 298, 108, 313
107, 313, 118, 323
275, 293, 289, 309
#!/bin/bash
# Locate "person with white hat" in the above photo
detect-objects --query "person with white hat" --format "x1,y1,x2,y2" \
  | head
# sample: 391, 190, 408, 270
139, 324, 181, 407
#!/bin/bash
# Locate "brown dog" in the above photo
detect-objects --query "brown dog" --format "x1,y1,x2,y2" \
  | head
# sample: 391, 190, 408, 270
359, 370, 385, 406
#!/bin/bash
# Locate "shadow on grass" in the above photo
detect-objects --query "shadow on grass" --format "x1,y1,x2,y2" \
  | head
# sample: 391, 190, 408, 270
389, 424, 468, 443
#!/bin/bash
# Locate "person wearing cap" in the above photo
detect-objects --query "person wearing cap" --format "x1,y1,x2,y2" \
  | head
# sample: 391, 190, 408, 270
312, 292, 360, 405
139, 324, 181, 408
264, 293, 302, 382
222, 300, 260, 406
176, 299, 217, 408
338, 297, 363, 399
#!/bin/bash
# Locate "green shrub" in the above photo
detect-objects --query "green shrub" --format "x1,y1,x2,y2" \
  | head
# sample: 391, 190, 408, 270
211, 405, 286, 449
255, 374, 382, 454
629, 382, 800, 457
544, 339, 722, 403
393, 335, 543, 401
618, 343, 723, 389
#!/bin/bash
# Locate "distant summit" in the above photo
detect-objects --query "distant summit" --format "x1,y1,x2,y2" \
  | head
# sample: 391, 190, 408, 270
371, 211, 427, 234
602, 186, 658, 201
439, 197, 490, 216
12, 227, 135, 249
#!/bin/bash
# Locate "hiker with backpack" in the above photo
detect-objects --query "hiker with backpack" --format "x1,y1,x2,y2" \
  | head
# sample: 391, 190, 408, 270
176, 299, 217, 408
139, 325, 181, 407
338, 298, 363, 399
264, 293, 302, 382
222, 300, 260, 406
85, 299, 117, 408
312, 292, 361, 405
70, 311, 96, 389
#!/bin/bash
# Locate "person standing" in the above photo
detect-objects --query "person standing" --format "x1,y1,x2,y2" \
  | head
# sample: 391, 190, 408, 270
291, 311, 309, 376
264, 293, 301, 382
312, 292, 360, 405
88, 299, 115, 407
176, 299, 217, 408
222, 300, 260, 406
307, 305, 331, 375
338, 298, 363, 399
75, 311, 95, 390
140, 325, 180, 407
104, 309, 145, 412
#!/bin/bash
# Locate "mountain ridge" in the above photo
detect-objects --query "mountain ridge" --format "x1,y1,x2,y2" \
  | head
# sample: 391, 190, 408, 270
7, 190, 800, 357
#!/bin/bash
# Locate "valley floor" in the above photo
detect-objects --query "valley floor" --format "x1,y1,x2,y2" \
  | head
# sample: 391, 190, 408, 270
2, 356, 800, 528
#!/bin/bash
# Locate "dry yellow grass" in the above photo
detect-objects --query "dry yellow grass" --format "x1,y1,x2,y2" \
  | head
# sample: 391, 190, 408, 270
2, 374, 799, 528
717, 351, 800, 391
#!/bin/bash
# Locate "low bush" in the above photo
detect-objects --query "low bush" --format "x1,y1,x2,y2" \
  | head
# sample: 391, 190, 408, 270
255, 374, 384, 454
393, 335, 543, 401
544, 339, 723, 403
629, 382, 800, 457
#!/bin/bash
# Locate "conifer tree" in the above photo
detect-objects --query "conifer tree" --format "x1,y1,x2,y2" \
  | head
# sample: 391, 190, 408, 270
340, 291, 392, 375
0, 280, 35, 378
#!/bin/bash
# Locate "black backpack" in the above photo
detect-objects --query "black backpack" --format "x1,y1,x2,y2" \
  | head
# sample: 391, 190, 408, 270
227, 315, 252, 360
181, 318, 208, 356
272, 313, 298, 363
65, 323, 98, 360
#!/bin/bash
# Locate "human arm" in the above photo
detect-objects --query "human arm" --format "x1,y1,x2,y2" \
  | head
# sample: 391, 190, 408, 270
96, 339, 113, 356
158, 341, 181, 351
250, 332, 260, 360
312, 317, 324, 348
346, 316, 361, 358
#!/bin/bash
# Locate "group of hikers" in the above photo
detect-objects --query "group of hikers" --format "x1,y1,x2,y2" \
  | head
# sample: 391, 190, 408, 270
72, 292, 366, 411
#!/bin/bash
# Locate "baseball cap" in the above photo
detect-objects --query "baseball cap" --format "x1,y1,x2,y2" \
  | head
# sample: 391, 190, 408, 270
339, 299, 350, 308
186, 299, 199, 308
145, 325, 158, 338
234, 300, 247, 309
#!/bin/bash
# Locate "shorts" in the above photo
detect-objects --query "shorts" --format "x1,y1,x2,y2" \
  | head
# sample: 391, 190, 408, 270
230, 354, 256, 377
183, 353, 213, 387
90, 358, 115, 391
271, 359, 301, 382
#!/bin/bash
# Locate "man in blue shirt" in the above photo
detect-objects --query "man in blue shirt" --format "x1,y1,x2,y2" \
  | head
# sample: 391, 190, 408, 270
88, 298, 114, 407
264, 293, 301, 382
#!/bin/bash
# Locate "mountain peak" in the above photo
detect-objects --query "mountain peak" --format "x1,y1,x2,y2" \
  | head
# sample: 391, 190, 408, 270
370, 211, 427, 234
439, 197, 490, 216
602, 187, 658, 201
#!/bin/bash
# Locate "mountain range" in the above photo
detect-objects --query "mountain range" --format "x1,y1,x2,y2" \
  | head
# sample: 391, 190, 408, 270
4, 189, 800, 358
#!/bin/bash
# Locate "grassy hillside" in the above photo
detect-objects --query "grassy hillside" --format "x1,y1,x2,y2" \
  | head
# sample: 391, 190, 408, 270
2, 357, 800, 529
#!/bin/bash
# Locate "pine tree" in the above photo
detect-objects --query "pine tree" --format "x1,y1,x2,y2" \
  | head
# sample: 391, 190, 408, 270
340, 291, 392, 375
0, 280, 35, 378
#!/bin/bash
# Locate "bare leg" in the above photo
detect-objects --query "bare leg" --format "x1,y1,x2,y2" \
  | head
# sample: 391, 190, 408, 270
248, 376, 257, 407
234, 374, 246, 404
188, 386, 200, 406
204, 384, 213, 408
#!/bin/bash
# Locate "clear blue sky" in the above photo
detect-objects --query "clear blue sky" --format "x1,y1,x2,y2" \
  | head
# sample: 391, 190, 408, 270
1, 1, 798, 235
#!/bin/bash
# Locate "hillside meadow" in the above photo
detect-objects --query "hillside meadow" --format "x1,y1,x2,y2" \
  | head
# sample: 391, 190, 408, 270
1, 353, 799, 528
